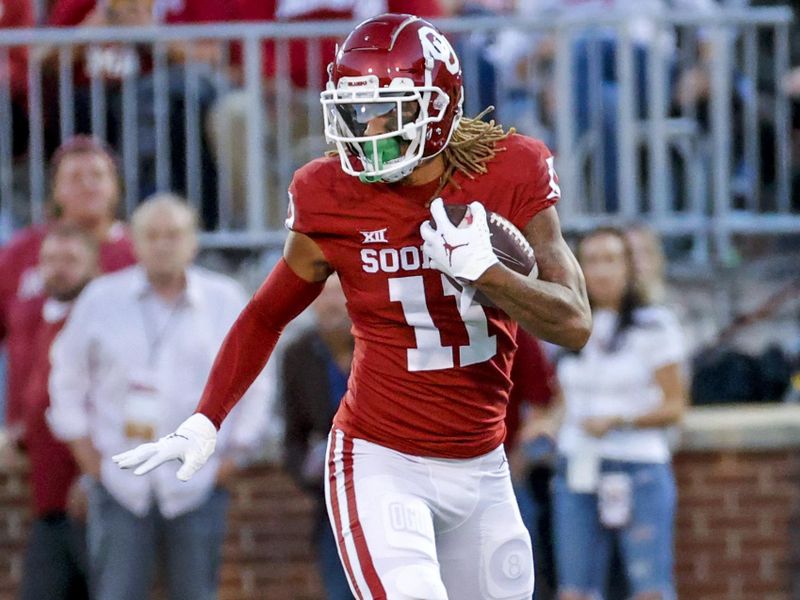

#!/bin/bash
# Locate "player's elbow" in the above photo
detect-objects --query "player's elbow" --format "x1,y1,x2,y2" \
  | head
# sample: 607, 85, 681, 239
560, 311, 592, 351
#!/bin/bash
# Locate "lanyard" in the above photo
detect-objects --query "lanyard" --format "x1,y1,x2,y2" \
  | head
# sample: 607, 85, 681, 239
139, 293, 184, 367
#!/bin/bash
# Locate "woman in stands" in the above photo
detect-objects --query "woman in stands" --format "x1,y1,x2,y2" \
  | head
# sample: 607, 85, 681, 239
551, 227, 687, 600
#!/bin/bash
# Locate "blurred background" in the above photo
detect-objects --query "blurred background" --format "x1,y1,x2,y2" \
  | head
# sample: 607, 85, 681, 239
0, 0, 799, 599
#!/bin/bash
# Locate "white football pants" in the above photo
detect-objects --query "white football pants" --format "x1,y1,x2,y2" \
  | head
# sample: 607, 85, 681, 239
324, 427, 534, 600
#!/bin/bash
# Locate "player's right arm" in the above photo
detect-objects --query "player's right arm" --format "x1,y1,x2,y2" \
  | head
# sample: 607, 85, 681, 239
113, 231, 332, 480
282, 230, 334, 283
473, 206, 591, 350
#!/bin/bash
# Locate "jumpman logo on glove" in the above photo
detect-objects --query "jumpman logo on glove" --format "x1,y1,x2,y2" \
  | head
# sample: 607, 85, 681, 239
420, 198, 498, 283
441, 236, 469, 267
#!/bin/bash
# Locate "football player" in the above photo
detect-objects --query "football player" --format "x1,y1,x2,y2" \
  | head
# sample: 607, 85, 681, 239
114, 14, 591, 600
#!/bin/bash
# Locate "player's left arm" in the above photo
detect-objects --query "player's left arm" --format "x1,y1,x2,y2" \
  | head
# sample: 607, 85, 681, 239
474, 206, 591, 350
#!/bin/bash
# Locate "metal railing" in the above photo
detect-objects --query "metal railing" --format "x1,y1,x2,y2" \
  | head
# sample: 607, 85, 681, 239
0, 10, 795, 260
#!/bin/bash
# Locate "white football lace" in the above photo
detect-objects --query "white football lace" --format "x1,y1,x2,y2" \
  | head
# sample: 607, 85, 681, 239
488, 213, 535, 260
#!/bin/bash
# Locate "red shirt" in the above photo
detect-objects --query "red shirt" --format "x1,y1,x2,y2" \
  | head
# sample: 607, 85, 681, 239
1, 0, 34, 99
233, 1, 443, 88
231, 0, 337, 88
161, 0, 237, 23
0, 222, 136, 430
49, 0, 155, 84
51, 0, 236, 24
48, 0, 96, 25
21, 314, 78, 516
288, 133, 559, 458
386, 1, 444, 17
504, 330, 557, 454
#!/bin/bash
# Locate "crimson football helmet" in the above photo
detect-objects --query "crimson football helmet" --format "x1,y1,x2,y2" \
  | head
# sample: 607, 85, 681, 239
320, 14, 464, 183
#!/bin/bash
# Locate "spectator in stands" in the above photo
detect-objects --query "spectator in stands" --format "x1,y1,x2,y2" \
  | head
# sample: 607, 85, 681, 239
624, 222, 667, 305
280, 274, 353, 599
0, 135, 135, 445
18, 226, 98, 600
505, 329, 560, 600
0, 0, 35, 432
0, 0, 35, 158
47, 194, 269, 600
234, 0, 446, 89
781, 0, 800, 209
783, 65, 800, 210
494, 0, 716, 210
47, 0, 224, 228
551, 227, 687, 600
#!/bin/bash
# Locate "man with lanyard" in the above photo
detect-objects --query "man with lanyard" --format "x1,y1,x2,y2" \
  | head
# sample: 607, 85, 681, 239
47, 195, 270, 600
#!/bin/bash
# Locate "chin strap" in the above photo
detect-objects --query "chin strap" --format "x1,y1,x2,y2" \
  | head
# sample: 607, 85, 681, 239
359, 173, 383, 184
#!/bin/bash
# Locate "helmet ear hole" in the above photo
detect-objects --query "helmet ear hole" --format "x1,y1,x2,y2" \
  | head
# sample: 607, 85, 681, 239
432, 92, 449, 114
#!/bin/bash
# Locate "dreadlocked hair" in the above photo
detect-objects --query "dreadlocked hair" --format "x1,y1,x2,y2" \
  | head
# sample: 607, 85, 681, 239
444, 109, 513, 179
430, 106, 513, 199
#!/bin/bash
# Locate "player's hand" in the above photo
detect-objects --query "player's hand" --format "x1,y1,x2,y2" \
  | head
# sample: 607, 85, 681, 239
420, 198, 498, 283
112, 414, 217, 482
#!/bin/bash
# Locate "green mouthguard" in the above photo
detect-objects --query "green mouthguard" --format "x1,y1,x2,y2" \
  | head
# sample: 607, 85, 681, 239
359, 138, 402, 183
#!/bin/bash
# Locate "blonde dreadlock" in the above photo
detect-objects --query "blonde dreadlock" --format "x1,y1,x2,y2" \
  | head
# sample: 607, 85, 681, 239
431, 106, 515, 200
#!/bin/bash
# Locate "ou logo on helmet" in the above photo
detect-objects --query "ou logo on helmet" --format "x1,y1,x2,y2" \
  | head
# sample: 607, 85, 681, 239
418, 26, 460, 76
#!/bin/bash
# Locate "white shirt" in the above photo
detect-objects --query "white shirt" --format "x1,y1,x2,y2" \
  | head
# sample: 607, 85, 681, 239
48, 265, 271, 518
556, 306, 685, 463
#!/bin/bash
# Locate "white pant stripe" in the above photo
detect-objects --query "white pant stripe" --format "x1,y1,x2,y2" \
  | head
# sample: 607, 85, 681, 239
332, 429, 373, 600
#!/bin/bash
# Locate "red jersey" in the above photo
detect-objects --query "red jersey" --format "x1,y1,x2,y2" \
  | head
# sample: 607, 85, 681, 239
21, 313, 78, 516
0, 222, 136, 430
288, 133, 560, 458
1, 0, 34, 100
504, 329, 557, 454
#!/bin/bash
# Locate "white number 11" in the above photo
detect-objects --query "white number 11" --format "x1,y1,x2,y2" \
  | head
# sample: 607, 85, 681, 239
388, 274, 497, 372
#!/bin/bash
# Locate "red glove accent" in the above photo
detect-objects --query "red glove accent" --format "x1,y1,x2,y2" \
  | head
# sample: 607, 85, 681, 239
196, 259, 325, 428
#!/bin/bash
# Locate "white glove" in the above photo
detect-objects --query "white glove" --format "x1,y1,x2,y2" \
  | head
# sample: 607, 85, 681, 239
112, 413, 217, 482
420, 198, 498, 283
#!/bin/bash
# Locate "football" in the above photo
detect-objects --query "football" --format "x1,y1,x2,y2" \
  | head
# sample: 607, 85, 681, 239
433, 203, 538, 307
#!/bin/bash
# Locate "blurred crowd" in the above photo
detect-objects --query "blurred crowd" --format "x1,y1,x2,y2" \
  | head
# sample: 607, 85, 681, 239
0, 1, 799, 599
1, 0, 799, 230
0, 137, 271, 600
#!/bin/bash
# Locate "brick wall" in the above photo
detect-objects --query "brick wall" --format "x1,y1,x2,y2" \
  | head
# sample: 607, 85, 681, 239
2, 449, 799, 600
0, 461, 325, 600
674, 450, 800, 600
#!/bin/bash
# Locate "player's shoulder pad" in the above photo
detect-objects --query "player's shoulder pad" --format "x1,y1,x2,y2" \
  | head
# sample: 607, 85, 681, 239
492, 133, 554, 178
290, 156, 346, 195
289, 156, 361, 233
499, 132, 551, 158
